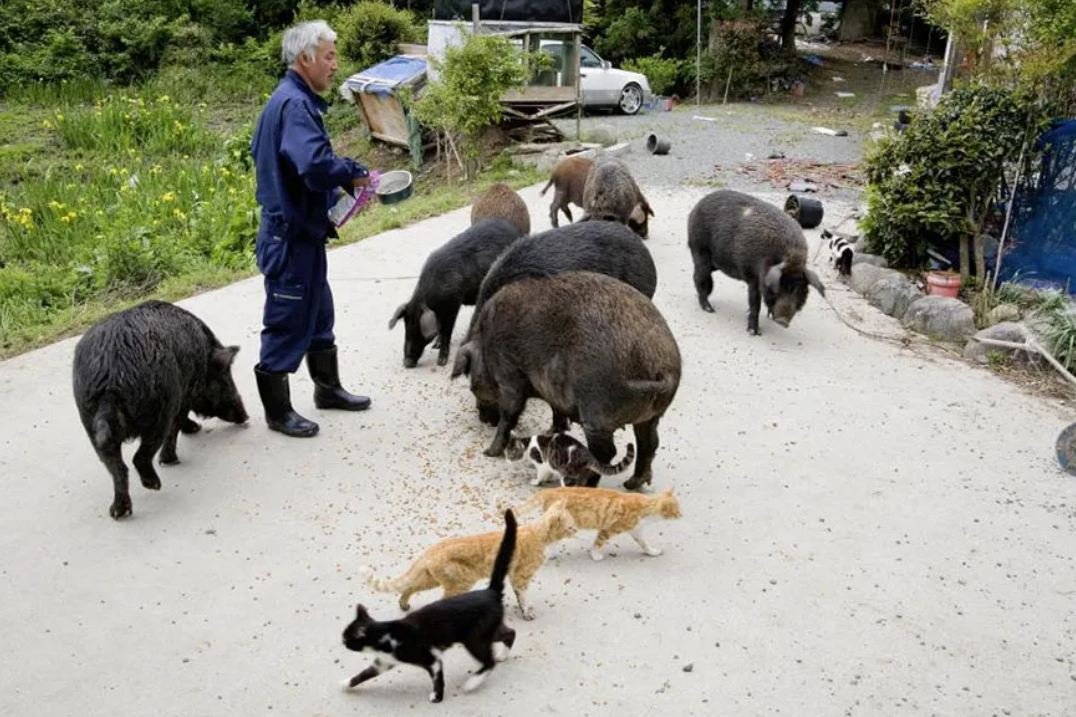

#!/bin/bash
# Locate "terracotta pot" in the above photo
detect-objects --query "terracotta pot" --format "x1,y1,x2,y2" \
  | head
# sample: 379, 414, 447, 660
926, 271, 961, 298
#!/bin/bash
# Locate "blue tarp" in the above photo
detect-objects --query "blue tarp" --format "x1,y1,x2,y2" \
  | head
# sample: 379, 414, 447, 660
998, 119, 1076, 293
341, 56, 427, 97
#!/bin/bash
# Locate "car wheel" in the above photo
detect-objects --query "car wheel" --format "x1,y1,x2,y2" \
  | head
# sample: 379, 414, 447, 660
618, 83, 643, 115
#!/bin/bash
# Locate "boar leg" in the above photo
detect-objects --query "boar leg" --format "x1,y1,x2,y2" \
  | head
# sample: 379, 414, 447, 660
159, 408, 188, 465
624, 418, 660, 490
746, 279, 763, 335
434, 305, 460, 367
549, 409, 570, 433
96, 444, 132, 520
132, 420, 168, 491
691, 248, 715, 313
582, 428, 616, 488
485, 386, 526, 457
179, 415, 201, 434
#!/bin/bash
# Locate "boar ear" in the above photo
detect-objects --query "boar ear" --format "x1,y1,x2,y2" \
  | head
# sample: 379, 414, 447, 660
450, 343, 473, 379
629, 204, 647, 225
419, 308, 439, 340
354, 604, 372, 623
805, 269, 826, 297
212, 345, 239, 369
764, 263, 784, 292
642, 197, 655, 217
388, 303, 408, 330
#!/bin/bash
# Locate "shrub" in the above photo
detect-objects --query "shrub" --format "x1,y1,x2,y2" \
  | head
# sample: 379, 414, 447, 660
412, 31, 527, 178
861, 84, 1036, 275
623, 54, 682, 96
334, 1, 423, 71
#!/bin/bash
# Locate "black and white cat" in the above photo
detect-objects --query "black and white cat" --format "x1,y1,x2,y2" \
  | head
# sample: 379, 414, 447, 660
341, 510, 518, 703
505, 432, 636, 487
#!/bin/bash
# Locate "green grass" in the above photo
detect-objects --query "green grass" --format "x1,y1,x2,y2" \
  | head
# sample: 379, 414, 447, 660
0, 70, 542, 359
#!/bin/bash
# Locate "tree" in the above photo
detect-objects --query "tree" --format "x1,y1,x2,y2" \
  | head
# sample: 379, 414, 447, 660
780, 0, 801, 57
838, 0, 884, 41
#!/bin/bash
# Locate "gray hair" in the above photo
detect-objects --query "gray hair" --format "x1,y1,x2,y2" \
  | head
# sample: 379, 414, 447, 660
281, 20, 337, 66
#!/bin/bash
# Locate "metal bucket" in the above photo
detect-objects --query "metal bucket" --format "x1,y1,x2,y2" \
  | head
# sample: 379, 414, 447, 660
646, 133, 671, 155
784, 194, 824, 229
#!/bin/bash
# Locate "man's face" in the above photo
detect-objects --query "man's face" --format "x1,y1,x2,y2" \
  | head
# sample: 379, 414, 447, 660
298, 39, 338, 93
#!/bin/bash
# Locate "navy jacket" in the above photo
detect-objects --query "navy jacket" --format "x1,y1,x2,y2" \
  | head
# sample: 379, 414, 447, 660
251, 70, 368, 242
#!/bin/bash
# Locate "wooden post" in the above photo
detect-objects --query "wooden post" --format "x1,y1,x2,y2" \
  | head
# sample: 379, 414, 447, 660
472, 3, 479, 32
574, 33, 582, 140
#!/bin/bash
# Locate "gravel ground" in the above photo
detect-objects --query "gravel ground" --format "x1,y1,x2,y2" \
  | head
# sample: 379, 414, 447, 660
553, 102, 867, 204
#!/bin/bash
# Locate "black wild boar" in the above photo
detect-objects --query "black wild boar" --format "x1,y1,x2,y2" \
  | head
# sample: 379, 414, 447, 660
471, 182, 531, 236
390, 217, 523, 368
452, 272, 680, 490
688, 189, 825, 335
72, 300, 248, 520
465, 220, 657, 350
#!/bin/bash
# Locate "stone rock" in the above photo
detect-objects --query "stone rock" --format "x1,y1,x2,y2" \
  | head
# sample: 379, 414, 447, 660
583, 124, 618, 147
867, 274, 924, 319
902, 296, 976, 343
850, 262, 900, 295
852, 252, 888, 268
963, 322, 1037, 366
986, 303, 1021, 326
601, 141, 631, 158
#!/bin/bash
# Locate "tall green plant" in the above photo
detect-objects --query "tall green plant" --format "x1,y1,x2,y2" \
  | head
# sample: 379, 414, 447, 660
412, 31, 527, 179
861, 84, 1036, 277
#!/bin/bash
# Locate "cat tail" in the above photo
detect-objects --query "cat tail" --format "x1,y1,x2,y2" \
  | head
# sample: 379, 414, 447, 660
589, 443, 636, 475
360, 563, 421, 595
487, 509, 517, 596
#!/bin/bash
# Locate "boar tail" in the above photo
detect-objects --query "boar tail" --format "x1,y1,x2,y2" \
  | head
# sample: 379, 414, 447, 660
626, 373, 677, 398
539, 177, 554, 196
91, 397, 117, 450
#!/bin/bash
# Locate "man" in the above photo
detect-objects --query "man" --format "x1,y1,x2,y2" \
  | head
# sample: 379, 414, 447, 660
250, 20, 372, 438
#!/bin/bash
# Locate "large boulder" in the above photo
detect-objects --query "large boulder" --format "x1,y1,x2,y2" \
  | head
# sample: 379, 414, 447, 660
902, 296, 976, 342
850, 262, 901, 295
867, 274, 924, 319
963, 322, 1038, 366
852, 252, 889, 268
986, 303, 1021, 326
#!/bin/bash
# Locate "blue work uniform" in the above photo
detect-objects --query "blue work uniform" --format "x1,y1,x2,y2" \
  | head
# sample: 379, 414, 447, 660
250, 69, 369, 373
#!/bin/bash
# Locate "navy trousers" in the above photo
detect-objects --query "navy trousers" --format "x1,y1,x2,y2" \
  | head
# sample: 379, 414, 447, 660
255, 228, 335, 373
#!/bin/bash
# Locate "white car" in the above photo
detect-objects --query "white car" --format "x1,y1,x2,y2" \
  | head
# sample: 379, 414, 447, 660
539, 41, 653, 115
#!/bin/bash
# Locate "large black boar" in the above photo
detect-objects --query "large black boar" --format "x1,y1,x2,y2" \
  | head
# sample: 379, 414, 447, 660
688, 189, 825, 335
452, 272, 680, 490
465, 220, 657, 347
390, 217, 523, 368
72, 300, 248, 520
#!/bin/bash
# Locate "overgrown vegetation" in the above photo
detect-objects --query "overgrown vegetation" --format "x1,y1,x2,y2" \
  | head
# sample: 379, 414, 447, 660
412, 32, 529, 179
0, 1, 539, 357
862, 84, 1036, 275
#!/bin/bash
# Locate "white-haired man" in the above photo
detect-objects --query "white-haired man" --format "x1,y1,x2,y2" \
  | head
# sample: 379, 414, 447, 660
250, 20, 372, 438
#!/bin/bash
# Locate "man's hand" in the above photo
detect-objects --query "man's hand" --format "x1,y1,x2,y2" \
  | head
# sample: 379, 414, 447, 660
352, 175, 371, 189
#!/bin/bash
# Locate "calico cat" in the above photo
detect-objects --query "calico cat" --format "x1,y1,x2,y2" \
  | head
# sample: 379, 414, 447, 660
362, 501, 577, 620
504, 432, 636, 487
341, 510, 518, 703
515, 486, 681, 561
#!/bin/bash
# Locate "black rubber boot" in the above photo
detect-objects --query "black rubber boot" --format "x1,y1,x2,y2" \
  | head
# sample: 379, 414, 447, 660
254, 366, 319, 438
306, 346, 372, 411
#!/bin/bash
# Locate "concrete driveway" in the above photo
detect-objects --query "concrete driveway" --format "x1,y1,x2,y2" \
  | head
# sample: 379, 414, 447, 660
2, 181, 1074, 716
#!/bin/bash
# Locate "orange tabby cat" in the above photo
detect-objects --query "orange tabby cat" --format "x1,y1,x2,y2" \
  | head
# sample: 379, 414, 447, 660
514, 487, 681, 561
361, 502, 577, 620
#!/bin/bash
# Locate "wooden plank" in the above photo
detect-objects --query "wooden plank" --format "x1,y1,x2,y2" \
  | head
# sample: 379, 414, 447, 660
502, 86, 578, 103
359, 93, 410, 145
